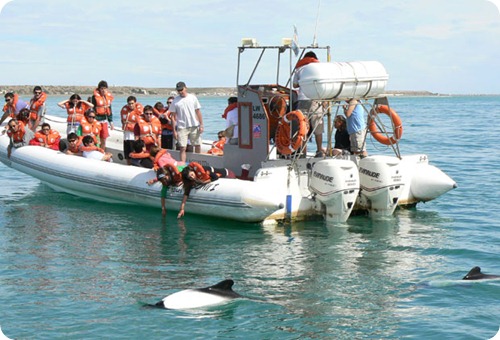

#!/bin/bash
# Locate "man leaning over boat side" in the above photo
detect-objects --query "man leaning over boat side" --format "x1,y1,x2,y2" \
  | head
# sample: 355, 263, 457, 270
169, 81, 204, 163
5, 118, 33, 158
292, 52, 325, 157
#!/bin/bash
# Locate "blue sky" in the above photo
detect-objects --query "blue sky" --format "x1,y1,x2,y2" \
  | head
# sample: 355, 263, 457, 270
1, 0, 499, 94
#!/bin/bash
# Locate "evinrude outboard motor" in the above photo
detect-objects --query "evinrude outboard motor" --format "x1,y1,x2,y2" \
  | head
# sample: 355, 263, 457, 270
309, 159, 360, 222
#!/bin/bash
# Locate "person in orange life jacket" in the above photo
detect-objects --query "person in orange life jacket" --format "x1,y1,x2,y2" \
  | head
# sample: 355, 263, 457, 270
121, 96, 144, 165
129, 139, 154, 169
134, 105, 161, 152
224, 96, 239, 145
58, 93, 94, 135
155, 101, 174, 150
149, 146, 185, 170
16, 108, 31, 128
77, 109, 102, 146
80, 135, 113, 162
29, 123, 61, 150
63, 132, 83, 156
28, 86, 47, 130
1, 92, 29, 126
207, 131, 226, 155
170, 81, 204, 163
6, 118, 33, 158
293, 51, 326, 157
177, 162, 235, 218
90, 80, 114, 151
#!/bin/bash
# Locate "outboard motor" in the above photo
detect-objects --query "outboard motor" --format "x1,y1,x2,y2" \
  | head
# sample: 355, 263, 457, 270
357, 155, 405, 217
309, 159, 360, 222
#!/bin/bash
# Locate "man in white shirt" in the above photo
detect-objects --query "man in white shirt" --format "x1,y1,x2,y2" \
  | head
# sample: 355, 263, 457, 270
170, 81, 204, 162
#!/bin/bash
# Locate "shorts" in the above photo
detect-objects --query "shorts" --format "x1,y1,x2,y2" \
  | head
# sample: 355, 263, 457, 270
123, 140, 135, 159
99, 121, 110, 140
298, 100, 324, 135
350, 129, 367, 153
177, 126, 201, 148
161, 129, 174, 149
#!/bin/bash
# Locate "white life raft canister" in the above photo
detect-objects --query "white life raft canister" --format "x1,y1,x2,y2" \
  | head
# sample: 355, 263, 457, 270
298, 61, 388, 100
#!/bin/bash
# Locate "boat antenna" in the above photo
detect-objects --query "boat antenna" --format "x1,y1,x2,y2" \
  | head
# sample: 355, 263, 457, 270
312, 0, 321, 47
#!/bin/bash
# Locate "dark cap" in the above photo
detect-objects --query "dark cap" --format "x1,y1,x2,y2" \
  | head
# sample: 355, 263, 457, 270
176, 81, 186, 91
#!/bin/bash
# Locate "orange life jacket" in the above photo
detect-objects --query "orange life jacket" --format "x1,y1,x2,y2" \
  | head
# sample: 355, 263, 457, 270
80, 117, 101, 144
163, 161, 183, 185
136, 116, 161, 147
67, 137, 82, 154
93, 88, 114, 116
207, 138, 225, 155
154, 107, 174, 131
29, 129, 61, 150
65, 102, 91, 124
153, 148, 179, 170
29, 92, 47, 120
121, 103, 144, 132
2, 93, 19, 118
222, 103, 237, 119
295, 56, 319, 69
7, 121, 26, 143
188, 162, 211, 182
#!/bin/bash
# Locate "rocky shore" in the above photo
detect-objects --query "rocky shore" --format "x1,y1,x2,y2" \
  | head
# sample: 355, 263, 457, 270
0, 85, 438, 97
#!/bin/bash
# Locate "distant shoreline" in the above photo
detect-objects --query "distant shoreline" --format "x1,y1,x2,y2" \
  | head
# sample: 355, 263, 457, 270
0, 85, 496, 97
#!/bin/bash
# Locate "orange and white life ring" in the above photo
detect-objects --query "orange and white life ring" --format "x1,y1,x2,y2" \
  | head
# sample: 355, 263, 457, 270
368, 105, 403, 145
275, 110, 308, 155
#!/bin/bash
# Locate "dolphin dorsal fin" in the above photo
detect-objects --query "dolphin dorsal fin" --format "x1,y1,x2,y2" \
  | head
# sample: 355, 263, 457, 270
468, 266, 482, 275
209, 279, 234, 291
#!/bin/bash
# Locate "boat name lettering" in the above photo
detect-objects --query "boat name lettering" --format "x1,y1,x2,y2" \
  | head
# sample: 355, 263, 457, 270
359, 167, 380, 179
199, 183, 219, 192
313, 171, 333, 183
252, 113, 266, 120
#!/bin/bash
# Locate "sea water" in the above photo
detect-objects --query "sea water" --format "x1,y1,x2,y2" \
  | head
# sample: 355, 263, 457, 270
0, 95, 499, 339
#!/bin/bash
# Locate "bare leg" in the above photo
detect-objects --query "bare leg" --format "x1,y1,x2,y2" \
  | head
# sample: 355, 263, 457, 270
194, 145, 201, 153
180, 146, 187, 162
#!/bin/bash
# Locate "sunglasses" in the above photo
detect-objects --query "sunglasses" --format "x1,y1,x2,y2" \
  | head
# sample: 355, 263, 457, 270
8, 124, 17, 128
167, 101, 173, 104
5, 98, 11, 102
42, 128, 50, 131
144, 112, 153, 115
35, 91, 42, 95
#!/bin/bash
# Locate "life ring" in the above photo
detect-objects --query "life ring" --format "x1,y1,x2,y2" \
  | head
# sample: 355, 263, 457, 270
368, 105, 403, 145
275, 110, 308, 155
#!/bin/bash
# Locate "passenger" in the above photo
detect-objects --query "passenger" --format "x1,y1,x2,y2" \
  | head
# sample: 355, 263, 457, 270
90, 80, 114, 151
149, 146, 184, 170
80, 135, 113, 162
58, 93, 94, 134
344, 99, 368, 157
134, 105, 161, 152
207, 131, 225, 155
16, 108, 31, 128
166, 96, 174, 110
224, 96, 238, 145
28, 86, 47, 130
170, 81, 204, 162
154, 101, 174, 150
78, 109, 101, 146
155, 164, 184, 217
177, 162, 234, 218
121, 96, 143, 165
292, 52, 325, 157
5, 118, 33, 158
1, 92, 29, 126
333, 115, 351, 156
129, 139, 153, 168
64, 132, 82, 156
29, 123, 61, 150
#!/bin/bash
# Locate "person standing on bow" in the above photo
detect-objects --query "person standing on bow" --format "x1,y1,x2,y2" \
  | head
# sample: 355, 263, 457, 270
28, 86, 47, 131
343, 99, 368, 157
1, 92, 29, 126
293, 51, 325, 157
121, 96, 143, 165
90, 80, 114, 151
169, 81, 204, 163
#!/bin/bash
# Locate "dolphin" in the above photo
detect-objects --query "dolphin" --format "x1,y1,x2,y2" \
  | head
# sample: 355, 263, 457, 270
462, 266, 500, 280
154, 279, 242, 310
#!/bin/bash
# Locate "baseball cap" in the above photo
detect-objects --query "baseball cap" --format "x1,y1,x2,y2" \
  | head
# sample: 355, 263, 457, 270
176, 81, 186, 91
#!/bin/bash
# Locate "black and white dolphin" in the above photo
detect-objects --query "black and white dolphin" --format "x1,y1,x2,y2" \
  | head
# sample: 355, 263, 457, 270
462, 266, 500, 280
154, 279, 242, 309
